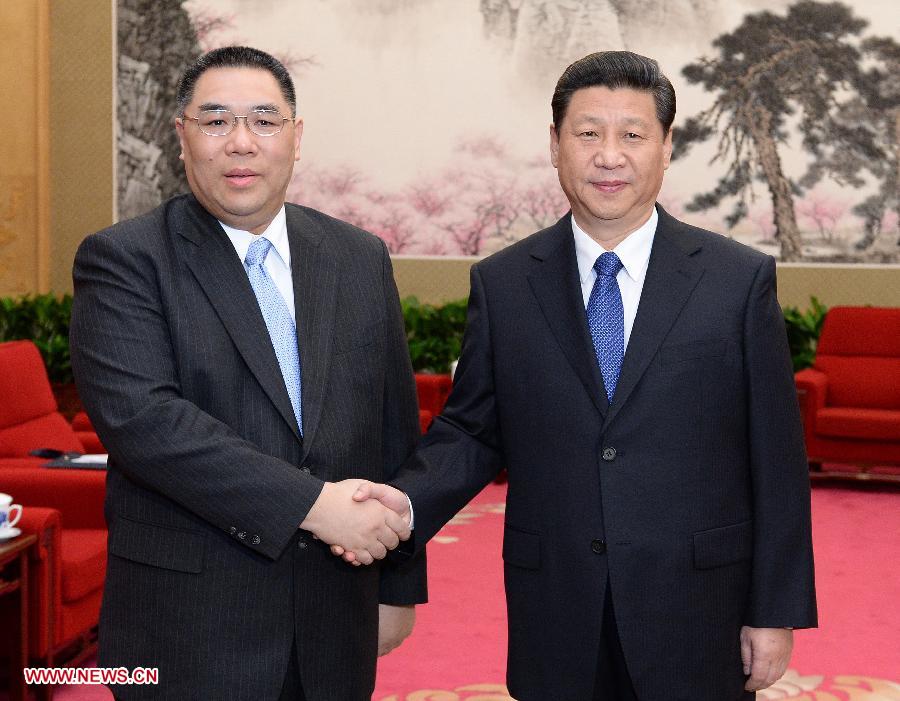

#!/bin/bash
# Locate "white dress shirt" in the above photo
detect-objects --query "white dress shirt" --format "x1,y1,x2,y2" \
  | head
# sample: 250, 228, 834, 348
220, 206, 295, 321
220, 207, 417, 527
573, 207, 657, 350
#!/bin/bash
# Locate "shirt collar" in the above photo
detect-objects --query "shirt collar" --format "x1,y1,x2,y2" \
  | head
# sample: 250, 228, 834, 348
573, 207, 658, 285
219, 206, 290, 269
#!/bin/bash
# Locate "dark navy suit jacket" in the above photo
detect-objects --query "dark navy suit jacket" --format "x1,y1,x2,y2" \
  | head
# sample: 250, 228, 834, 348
395, 206, 816, 701
71, 195, 426, 700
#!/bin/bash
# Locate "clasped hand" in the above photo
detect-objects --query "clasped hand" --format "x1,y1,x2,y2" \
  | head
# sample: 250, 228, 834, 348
300, 479, 410, 565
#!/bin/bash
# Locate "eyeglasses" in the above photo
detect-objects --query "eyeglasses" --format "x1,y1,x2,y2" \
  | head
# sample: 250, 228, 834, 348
182, 109, 292, 137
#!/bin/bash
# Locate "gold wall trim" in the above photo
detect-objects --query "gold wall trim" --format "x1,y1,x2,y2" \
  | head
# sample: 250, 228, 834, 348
393, 256, 900, 309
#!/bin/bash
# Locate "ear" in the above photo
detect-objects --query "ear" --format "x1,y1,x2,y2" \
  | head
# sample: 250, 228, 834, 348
293, 118, 304, 162
174, 117, 186, 162
662, 127, 673, 170
549, 123, 560, 168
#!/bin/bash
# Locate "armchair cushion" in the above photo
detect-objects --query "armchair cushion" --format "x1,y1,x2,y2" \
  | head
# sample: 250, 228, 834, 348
72, 412, 105, 453
815, 307, 900, 356
816, 407, 900, 441
0, 340, 86, 457
0, 467, 107, 530
0, 413, 85, 458
71, 412, 94, 432
76, 432, 105, 454
0, 340, 58, 424
61, 529, 108, 602
60, 588, 104, 646
814, 356, 900, 410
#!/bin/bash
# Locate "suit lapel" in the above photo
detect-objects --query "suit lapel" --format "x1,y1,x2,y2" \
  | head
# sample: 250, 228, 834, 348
602, 207, 704, 429
177, 197, 301, 441
285, 206, 337, 461
528, 216, 609, 418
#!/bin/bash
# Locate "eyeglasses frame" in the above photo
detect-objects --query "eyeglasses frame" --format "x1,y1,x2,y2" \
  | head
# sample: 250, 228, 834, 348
181, 109, 294, 137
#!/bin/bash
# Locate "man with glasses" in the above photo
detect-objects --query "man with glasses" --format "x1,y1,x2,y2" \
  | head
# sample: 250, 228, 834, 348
70, 46, 425, 700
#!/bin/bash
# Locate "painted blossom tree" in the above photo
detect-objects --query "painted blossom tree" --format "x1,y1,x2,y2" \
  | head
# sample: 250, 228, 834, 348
676, 1, 874, 261
801, 35, 899, 257
796, 191, 848, 243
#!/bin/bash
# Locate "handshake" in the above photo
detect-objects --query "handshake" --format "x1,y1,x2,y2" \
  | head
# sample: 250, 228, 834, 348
300, 479, 411, 565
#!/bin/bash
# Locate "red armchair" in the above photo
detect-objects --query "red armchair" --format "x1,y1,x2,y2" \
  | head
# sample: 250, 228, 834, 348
795, 306, 900, 481
415, 373, 452, 433
71, 412, 104, 452
0, 340, 103, 463
2, 468, 106, 688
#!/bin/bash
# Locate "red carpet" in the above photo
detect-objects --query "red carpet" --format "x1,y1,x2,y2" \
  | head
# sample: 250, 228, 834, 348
48, 482, 900, 700
373, 482, 900, 700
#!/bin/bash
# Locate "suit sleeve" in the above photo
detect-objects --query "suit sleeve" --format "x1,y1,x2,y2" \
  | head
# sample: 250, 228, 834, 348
70, 230, 324, 561
392, 263, 505, 550
743, 255, 817, 628
376, 242, 428, 604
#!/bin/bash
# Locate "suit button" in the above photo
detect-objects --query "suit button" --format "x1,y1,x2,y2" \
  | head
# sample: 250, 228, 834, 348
298, 541, 308, 550
237, 531, 247, 540
229, 526, 237, 535
601, 447, 617, 461
591, 539, 607, 554
251, 535, 261, 545
300, 466, 311, 474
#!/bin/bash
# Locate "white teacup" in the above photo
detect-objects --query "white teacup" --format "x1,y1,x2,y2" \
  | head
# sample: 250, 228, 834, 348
0, 493, 23, 530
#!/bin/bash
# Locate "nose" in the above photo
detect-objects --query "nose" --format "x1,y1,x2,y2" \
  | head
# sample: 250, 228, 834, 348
592, 135, 625, 169
225, 116, 257, 155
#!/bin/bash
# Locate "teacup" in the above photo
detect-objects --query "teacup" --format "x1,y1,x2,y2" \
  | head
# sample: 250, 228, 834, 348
0, 493, 23, 529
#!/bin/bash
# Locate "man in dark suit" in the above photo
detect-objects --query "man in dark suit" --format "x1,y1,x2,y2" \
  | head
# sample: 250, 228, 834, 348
70, 46, 425, 700
347, 51, 817, 700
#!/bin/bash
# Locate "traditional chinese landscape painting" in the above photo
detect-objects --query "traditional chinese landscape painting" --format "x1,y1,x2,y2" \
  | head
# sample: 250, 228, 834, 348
117, 0, 899, 262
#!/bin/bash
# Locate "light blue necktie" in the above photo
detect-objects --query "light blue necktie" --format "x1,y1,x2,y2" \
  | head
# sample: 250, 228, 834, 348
244, 237, 303, 433
587, 252, 625, 402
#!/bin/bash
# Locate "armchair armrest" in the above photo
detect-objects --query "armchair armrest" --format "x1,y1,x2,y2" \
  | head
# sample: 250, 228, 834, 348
0, 468, 106, 530
70, 412, 94, 432
75, 432, 105, 454
18, 507, 62, 562
795, 368, 828, 435
17, 507, 63, 659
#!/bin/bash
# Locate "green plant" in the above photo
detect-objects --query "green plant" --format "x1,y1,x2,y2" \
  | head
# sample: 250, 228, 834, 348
401, 296, 468, 374
783, 296, 828, 372
0, 293, 74, 383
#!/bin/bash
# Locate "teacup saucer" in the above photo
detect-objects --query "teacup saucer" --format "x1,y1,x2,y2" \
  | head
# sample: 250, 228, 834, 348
0, 527, 22, 540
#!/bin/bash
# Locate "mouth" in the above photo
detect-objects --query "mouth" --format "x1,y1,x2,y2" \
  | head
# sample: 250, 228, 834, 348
591, 180, 628, 193
224, 169, 259, 187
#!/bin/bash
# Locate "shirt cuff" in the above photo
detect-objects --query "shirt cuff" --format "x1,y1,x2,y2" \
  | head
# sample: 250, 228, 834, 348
406, 493, 415, 529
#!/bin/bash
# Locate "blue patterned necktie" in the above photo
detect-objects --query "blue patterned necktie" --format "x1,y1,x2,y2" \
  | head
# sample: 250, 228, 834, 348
587, 252, 625, 402
244, 237, 303, 433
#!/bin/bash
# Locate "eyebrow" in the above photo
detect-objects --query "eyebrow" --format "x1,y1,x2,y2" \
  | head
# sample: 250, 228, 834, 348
575, 115, 652, 128
198, 102, 281, 112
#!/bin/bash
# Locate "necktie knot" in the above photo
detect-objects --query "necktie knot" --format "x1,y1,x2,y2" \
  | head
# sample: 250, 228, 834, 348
245, 237, 273, 268
594, 251, 623, 278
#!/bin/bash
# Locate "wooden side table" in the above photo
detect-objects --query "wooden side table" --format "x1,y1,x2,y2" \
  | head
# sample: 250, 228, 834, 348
0, 534, 36, 701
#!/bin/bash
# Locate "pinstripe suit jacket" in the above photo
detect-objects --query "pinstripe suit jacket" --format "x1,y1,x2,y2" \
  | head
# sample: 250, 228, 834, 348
70, 194, 426, 700
393, 207, 816, 701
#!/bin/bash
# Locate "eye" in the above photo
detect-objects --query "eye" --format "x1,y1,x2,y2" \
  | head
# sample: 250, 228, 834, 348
624, 132, 642, 140
579, 130, 598, 139
199, 113, 230, 127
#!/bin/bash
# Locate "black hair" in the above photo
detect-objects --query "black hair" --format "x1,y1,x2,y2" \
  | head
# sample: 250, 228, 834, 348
176, 46, 296, 116
551, 51, 675, 134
